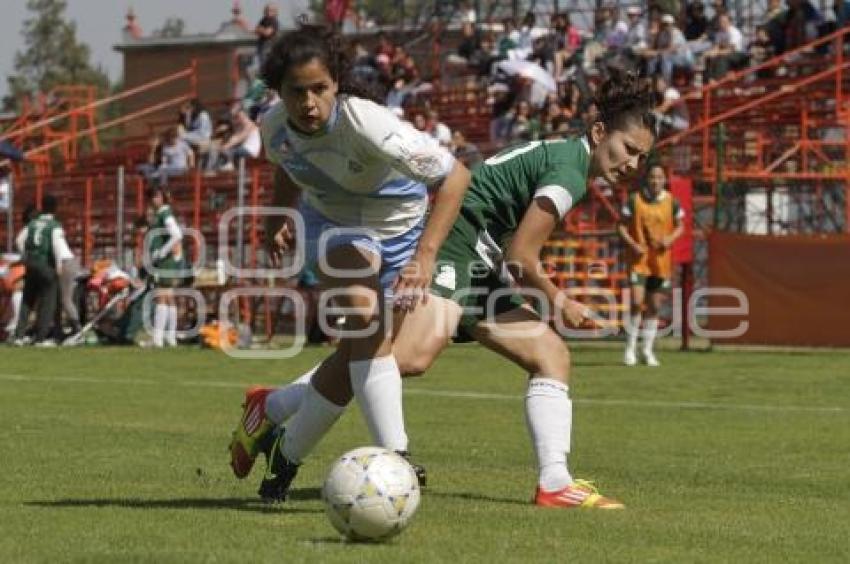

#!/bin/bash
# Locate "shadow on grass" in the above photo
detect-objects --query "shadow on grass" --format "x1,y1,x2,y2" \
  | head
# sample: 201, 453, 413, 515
301, 536, 399, 547
24, 495, 322, 514
288, 487, 322, 501
427, 490, 527, 506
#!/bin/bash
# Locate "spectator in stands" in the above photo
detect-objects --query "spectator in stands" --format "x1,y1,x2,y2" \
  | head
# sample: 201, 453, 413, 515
784, 0, 823, 50
474, 34, 500, 77
375, 32, 396, 60
583, 7, 614, 70
516, 11, 538, 54
179, 98, 213, 157
13, 195, 71, 346
137, 133, 163, 180
509, 100, 541, 141
391, 46, 419, 84
704, 12, 746, 82
385, 78, 408, 109
652, 74, 690, 137
552, 12, 583, 80
450, 130, 482, 167
153, 127, 194, 185
763, 0, 788, 54
255, 3, 280, 67
647, 14, 693, 84
206, 102, 262, 172
625, 6, 648, 50
748, 25, 777, 78
541, 100, 570, 138
412, 111, 428, 133
427, 110, 452, 147
705, 0, 728, 41
606, 7, 629, 49
684, 1, 708, 41
497, 17, 519, 58
688, 1, 725, 60
456, 22, 480, 63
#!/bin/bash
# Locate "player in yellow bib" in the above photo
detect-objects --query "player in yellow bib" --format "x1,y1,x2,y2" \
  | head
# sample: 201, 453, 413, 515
617, 164, 684, 366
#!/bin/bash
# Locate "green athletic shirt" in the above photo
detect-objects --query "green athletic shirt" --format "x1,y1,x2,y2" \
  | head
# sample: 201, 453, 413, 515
459, 137, 590, 250
24, 213, 61, 266
150, 205, 176, 256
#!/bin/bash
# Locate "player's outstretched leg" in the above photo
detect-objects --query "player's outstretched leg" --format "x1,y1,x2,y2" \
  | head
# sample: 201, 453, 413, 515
473, 306, 624, 509
257, 429, 300, 503
229, 386, 275, 478
229, 366, 320, 478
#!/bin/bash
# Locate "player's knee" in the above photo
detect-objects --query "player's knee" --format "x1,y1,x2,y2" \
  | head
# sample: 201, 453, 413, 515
397, 354, 434, 376
529, 339, 571, 378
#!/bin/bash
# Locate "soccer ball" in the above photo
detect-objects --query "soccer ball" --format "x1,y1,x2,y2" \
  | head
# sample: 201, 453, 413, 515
322, 446, 421, 542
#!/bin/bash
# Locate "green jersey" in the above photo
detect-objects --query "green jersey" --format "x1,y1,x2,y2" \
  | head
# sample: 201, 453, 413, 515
24, 213, 61, 266
151, 205, 177, 257
459, 137, 590, 250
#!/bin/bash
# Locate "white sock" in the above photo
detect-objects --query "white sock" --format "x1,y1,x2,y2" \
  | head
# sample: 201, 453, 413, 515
265, 364, 319, 424
166, 305, 178, 346
349, 355, 408, 452
281, 384, 345, 464
625, 312, 642, 352
525, 377, 573, 492
642, 318, 659, 354
6, 290, 22, 332
152, 304, 168, 347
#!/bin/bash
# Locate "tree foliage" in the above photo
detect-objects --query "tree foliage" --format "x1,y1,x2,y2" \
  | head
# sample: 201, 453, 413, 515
4, 0, 110, 111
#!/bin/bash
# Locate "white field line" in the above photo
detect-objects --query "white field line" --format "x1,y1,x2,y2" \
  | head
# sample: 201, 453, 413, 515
0, 373, 845, 414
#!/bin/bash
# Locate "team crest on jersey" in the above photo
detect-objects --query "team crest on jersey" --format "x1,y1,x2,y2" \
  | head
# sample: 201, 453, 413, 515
434, 264, 456, 290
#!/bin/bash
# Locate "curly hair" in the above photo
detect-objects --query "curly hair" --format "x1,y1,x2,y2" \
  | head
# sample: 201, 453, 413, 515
261, 24, 382, 103
593, 70, 657, 135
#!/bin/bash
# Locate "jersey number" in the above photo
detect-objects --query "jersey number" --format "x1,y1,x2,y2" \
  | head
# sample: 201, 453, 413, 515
484, 141, 542, 166
31, 224, 45, 246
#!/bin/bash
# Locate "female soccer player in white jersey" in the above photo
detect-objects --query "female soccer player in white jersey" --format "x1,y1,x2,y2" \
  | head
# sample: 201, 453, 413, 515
232, 71, 656, 508
227, 26, 471, 500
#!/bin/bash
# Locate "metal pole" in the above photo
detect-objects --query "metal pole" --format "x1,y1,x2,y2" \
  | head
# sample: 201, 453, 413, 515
236, 156, 246, 269
713, 123, 725, 230
6, 174, 13, 253
680, 262, 691, 351
117, 166, 125, 268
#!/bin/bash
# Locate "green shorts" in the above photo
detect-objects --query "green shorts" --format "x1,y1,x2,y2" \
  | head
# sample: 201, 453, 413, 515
430, 219, 525, 334
629, 272, 671, 291
152, 255, 189, 288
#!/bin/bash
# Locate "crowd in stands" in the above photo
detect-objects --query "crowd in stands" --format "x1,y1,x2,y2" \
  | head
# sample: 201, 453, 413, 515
342, 0, 842, 160
130, 0, 845, 190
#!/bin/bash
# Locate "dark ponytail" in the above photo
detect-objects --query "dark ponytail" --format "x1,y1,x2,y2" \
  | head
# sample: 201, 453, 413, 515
593, 70, 656, 136
261, 24, 382, 103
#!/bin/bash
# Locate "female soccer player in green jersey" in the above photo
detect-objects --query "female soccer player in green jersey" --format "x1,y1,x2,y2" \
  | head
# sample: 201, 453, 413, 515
234, 71, 656, 509
147, 187, 185, 348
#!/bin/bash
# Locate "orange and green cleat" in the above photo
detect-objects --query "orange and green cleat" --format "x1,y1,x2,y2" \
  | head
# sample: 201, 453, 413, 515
229, 386, 275, 479
534, 479, 624, 509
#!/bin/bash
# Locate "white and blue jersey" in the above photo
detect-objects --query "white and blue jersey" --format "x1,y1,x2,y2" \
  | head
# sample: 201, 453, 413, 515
261, 95, 456, 288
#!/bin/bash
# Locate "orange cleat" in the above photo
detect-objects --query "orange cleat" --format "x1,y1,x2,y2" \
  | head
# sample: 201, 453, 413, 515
228, 386, 275, 479
534, 479, 625, 509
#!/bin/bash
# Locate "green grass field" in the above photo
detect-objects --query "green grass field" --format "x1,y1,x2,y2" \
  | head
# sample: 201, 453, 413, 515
1, 344, 849, 563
